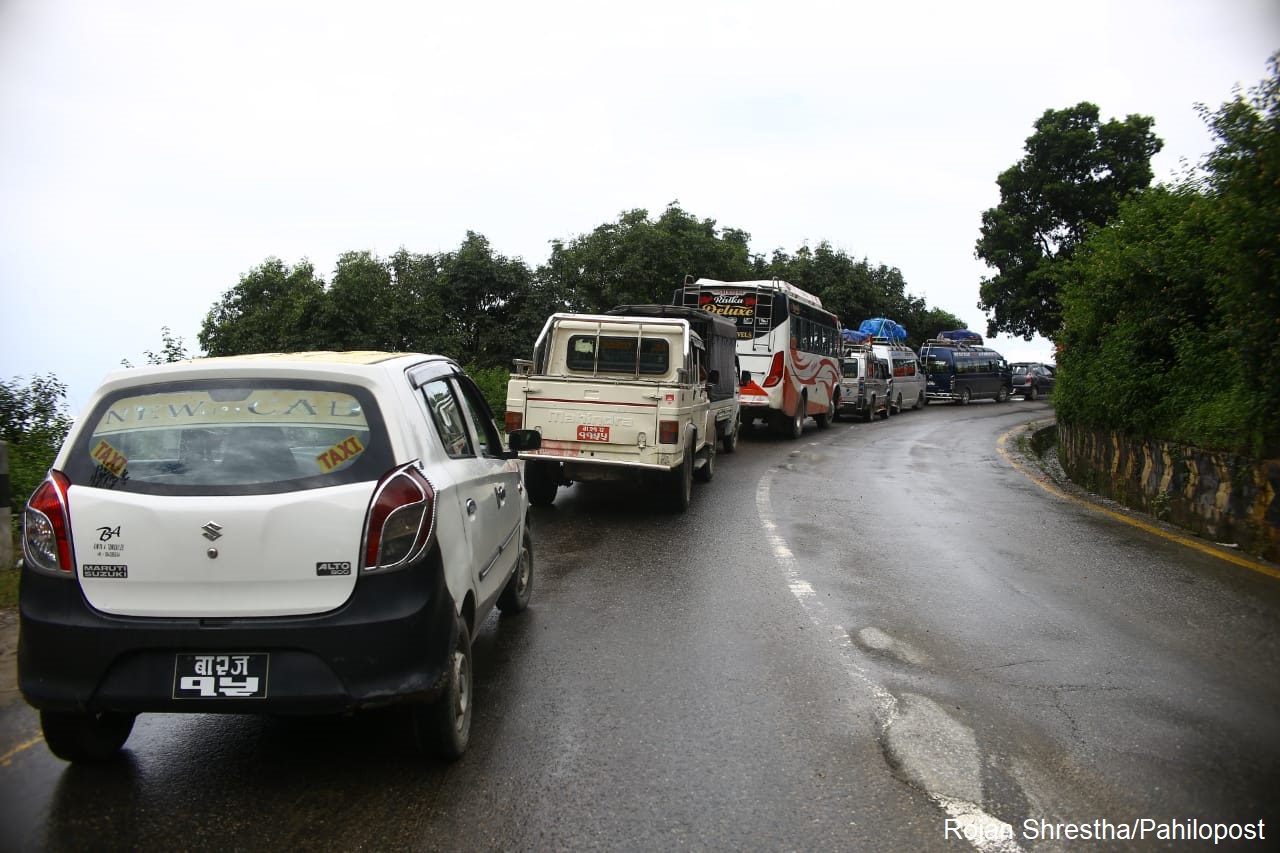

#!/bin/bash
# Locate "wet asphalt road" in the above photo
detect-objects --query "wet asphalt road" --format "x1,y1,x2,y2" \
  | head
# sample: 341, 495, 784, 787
1, 398, 1278, 851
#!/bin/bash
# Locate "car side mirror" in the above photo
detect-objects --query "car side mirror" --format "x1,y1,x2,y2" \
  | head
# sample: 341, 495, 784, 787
507, 429, 542, 453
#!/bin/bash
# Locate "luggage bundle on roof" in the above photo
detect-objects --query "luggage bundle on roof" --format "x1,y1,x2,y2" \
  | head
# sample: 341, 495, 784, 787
858, 317, 908, 342
934, 329, 984, 345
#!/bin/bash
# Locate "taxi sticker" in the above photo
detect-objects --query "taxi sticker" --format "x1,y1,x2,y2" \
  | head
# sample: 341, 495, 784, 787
90, 439, 128, 477
316, 435, 365, 473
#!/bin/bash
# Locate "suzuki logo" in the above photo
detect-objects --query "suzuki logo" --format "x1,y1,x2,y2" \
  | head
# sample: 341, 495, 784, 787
201, 522, 223, 541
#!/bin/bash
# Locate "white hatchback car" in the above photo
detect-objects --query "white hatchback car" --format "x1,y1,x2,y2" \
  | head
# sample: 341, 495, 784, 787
19, 352, 540, 763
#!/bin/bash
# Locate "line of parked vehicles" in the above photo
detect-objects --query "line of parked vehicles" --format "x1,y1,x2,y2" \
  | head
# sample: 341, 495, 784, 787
16, 277, 1053, 766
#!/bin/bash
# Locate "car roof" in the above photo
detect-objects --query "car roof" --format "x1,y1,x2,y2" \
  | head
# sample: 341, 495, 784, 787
89, 351, 446, 391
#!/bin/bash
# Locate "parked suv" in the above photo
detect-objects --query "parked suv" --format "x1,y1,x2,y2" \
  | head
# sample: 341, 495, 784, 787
19, 352, 540, 763
1010, 362, 1055, 400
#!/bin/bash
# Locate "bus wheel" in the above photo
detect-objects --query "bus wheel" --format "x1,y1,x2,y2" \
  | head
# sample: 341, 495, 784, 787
815, 393, 834, 429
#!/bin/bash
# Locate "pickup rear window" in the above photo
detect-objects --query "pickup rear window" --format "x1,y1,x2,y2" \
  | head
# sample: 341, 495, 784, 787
63, 379, 393, 495
566, 335, 670, 375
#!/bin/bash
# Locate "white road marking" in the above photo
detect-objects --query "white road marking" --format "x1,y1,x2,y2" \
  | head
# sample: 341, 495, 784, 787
756, 463, 1025, 853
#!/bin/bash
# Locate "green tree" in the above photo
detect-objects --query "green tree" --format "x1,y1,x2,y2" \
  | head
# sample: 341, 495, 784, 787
199, 257, 325, 355
976, 103, 1163, 340
1, 374, 73, 544
123, 326, 192, 367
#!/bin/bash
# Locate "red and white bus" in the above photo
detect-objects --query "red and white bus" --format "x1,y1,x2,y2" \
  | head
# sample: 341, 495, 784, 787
675, 278, 841, 439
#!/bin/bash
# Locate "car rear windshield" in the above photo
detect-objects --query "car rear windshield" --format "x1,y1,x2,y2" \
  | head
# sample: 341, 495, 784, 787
842, 360, 861, 378
63, 379, 393, 495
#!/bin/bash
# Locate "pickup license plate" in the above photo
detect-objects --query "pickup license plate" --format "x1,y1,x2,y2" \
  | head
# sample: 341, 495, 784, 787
577, 425, 610, 442
173, 653, 269, 699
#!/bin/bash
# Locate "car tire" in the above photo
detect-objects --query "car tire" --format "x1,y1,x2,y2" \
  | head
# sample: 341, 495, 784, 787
413, 615, 473, 761
40, 709, 136, 763
695, 437, 715, 483
891, 393, 903, 415
1027, 385, 1038, 401
997, 386, 1009, 403
863, 397, 875, 423
524, 461, 558, 507
959, 386, 971, 405
879, 402, 890, 420
496, 529, 533, 614
668, 445, 693, 512
913, 392, 924, 410
721, 418, 738, 454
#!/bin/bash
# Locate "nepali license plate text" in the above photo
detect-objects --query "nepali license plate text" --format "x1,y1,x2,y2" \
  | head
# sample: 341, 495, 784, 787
173, 653, 269, 699
577, 424, 610, 442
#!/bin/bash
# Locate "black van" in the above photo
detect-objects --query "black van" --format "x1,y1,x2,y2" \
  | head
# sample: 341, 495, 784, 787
919, 336, 1012, 404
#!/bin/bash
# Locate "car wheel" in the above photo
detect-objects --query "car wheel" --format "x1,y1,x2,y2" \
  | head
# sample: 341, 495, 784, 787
959, 387, 971, 405
863, 397, 875, 423
814, 393, 834, 429
997, 385, 1009, 403
496, 530, 533, 614
40, 710, 136, 763
695, 436, 715, 483
913, 392, 924, 410
721, 418, 738, 454
524, 461, 558, 507
879, 401, 890, 420
1027, 385, 1038, 401
413, 615, 473, 760
891, 393, 903, 415
668, 445, 693, 512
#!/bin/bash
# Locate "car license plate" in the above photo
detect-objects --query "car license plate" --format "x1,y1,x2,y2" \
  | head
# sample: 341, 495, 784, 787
173, 653, 269, 699
577, 424, 610, 442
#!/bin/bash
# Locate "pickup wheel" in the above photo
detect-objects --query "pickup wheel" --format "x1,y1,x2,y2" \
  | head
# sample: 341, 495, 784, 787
496, 528, 533, 614
695, 437, 715, 483
667, 445, 693, 513
721, 418, 738, 454
412, 615, 472, 761
40, 710, 135, 763
524, 461, 558, 506
1026, 385, 1037, 401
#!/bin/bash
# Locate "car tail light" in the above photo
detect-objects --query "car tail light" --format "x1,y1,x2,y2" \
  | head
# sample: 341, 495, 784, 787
505, 411, 523, 432
762, 351, 785, 388
361, 464, 436, 573
23, 471, 75, 575
659, 420, 679, 444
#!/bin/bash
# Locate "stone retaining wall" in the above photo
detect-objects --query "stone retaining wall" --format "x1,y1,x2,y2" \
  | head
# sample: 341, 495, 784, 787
1056, 422, 1280, 563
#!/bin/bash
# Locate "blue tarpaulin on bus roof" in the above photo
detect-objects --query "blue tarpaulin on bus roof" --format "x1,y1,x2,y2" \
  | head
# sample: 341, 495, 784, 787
841, 328, 872, 343
937, 329, 984, 344
858, 318, 908, 341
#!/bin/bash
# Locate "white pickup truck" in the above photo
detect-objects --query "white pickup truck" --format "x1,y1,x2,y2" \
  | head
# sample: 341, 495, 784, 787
505, 311, 723, 512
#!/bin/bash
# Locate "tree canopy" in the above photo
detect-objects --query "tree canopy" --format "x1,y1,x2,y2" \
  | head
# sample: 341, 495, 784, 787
1054, 56, 1280, 456
976, 103, 1163, 340
197, 202, 965, 371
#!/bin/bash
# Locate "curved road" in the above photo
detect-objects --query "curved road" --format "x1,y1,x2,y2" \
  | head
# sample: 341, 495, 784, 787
1, 398, 1277, 851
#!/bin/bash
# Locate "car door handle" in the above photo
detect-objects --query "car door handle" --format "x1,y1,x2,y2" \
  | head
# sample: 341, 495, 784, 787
494, 483, 507, 506
466, 498, 477, 516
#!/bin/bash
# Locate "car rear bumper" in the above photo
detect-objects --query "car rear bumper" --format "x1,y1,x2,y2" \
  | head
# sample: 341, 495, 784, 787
18, 551, 456, 716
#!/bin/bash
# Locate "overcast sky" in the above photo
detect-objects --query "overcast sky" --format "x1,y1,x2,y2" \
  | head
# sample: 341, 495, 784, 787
2, 0, 1276, 415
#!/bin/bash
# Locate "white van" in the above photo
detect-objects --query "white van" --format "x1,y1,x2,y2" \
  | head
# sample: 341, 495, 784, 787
871, 340, 926, 412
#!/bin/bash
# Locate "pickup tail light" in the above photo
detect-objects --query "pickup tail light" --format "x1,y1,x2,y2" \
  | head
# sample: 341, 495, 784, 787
362, 464, 436, 573
505, 411, 523, 433
23, 471, 75, 575
658, 420, 679, 444
762, 351, 785, 388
